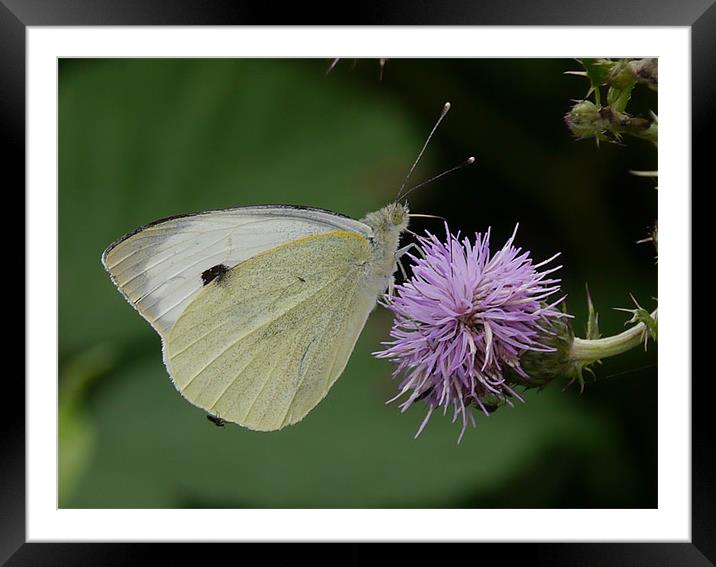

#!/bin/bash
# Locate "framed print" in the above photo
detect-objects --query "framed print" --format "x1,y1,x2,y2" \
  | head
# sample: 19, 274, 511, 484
4, 1, 709, 564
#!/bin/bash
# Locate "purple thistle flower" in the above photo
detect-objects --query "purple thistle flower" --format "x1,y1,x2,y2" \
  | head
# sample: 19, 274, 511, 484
375, 224, 569, 442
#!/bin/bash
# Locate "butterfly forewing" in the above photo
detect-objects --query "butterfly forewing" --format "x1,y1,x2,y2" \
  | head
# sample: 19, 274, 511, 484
102, 207, 372, 336
164, 231, 376, 430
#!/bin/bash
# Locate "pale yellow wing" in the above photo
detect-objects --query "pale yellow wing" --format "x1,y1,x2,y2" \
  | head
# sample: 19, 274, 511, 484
163, 230, 378, 431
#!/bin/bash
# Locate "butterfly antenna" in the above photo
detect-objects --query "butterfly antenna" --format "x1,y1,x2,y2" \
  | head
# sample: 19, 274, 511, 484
396, 102, 452, 201
399, 156, 476, 202
408, 213, 447, 221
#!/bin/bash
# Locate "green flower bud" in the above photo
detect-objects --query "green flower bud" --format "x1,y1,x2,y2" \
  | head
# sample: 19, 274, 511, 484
516, 312, 575, 388
566, 101, 657, 145
564, 100, 607, 139
500, 304, 576, 391
607, 59, 637, 90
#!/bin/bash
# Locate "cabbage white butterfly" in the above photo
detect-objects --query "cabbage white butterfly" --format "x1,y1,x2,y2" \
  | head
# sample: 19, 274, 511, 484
102, 102, 473, 431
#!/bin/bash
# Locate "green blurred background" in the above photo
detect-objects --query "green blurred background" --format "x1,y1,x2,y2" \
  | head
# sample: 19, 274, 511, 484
59, 58, 657, 508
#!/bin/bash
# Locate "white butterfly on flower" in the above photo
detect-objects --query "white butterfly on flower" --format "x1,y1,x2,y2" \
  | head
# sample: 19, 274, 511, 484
102, 103, 473, 431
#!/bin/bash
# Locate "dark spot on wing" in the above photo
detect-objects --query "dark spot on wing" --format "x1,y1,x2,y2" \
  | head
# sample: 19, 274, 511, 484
297, 276, 306, 283
207, 414, 225, 427
201, 264, 229, 286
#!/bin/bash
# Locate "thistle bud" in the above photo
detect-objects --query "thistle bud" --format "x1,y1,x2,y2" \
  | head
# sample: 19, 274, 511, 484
566, 101, 657, 145
564, 100, 606, 139
606, 59, 636, 90
506, 309, 575, 388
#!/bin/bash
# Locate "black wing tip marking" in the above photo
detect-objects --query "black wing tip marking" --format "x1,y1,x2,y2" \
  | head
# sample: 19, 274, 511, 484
207, 414, 226, 427
102, 211, 197, 260
101, 204, 358, 257
201, 264, 229, 286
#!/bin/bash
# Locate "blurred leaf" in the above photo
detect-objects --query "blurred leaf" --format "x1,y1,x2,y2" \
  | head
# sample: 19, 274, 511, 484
59, 344, 118, 504
59, 404, 94, 507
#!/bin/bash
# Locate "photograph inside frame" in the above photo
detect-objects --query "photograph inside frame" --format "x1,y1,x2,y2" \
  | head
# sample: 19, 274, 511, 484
58, 57, 658, 509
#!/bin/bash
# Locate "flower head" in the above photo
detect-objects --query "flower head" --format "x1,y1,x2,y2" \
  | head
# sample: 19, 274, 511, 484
375, 224, 569, 441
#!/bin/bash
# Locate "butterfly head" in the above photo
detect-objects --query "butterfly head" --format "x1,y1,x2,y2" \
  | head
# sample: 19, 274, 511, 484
361, 201, 409, 239
360, 202, 410, 291
388, 201, 410, 229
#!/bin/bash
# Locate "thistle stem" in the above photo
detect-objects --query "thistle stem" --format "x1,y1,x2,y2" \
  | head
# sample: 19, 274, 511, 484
569, 309, 657, 363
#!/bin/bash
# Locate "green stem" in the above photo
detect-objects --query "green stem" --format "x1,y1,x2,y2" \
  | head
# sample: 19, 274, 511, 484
569, 309, 657, 363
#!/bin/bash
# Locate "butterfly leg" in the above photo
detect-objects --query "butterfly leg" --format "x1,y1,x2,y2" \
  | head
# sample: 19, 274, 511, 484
398, 240, 446, 277
396, 256, 409, 283
396, 242, 425, 260
395, 242, 425, 279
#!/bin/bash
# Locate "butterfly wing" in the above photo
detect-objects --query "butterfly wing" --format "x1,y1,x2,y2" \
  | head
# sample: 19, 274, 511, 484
102, 206, 372, 336
164, 230, 378, 430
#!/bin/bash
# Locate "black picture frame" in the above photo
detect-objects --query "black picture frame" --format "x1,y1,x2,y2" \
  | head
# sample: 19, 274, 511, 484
4, 1, 707, 564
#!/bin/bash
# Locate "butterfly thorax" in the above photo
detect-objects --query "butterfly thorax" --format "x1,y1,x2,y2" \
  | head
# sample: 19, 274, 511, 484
360, 202, 409, 294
